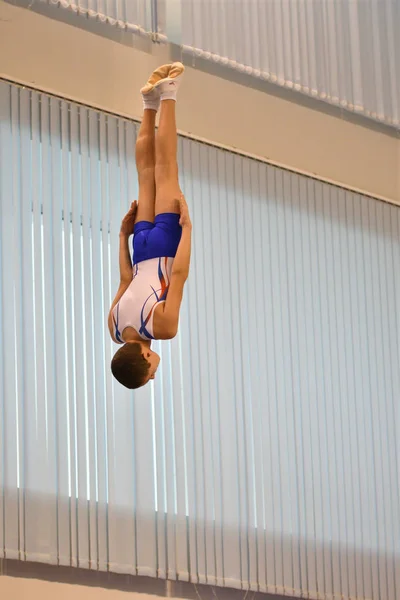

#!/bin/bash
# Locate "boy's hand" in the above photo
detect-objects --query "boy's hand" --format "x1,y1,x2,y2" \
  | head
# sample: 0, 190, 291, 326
179, 194, 192, 230
120, 201, 138, 236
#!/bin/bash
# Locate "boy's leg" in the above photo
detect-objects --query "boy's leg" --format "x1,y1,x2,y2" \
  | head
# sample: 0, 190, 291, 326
155, 99, 181, 216
154, 64, 185, 216
135, 108, 157, 224
135, 63, 183, 222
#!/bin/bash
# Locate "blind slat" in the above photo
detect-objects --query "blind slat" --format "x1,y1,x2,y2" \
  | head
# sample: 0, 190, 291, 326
11, 87, 26, 562
0, 83, 19, 561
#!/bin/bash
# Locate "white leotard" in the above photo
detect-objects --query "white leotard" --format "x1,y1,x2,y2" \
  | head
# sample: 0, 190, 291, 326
112, 257, 173, 342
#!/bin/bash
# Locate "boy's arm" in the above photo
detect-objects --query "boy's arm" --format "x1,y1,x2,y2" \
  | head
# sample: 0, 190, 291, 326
118, 201, 137, 283
107, 280, 131, 342
118, 232, 133, 283
107, 234, 133, 341
107, 202, 137, 340
159, 196, 192, 339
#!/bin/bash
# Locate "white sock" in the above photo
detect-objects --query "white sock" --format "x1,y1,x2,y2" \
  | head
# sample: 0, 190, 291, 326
159, 77, 181, 102
160, 92, 177, 102
141, 81, 161, 112
142, 95, 160, 112
142, 84, 160, 111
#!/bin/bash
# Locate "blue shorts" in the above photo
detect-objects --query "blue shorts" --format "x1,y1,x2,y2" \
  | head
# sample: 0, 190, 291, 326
133, 213, 182, 265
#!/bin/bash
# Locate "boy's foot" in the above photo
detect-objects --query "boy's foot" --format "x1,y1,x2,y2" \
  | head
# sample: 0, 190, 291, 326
141, 62, 185, 110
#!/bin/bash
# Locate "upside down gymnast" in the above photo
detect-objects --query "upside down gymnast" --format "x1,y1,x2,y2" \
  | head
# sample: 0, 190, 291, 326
108, 63, 192, 389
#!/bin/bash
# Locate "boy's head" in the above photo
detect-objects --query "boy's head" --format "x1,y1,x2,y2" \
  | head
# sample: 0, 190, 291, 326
111, 342, 160, 389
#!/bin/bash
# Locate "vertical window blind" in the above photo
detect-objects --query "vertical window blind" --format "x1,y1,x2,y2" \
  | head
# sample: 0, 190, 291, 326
36, 0, 155, 36
180, 0, 400, 129
1, 80, 399, 600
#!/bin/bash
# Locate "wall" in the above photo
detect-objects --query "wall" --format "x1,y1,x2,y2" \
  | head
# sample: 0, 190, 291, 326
0, 575, 286, 600
0, 561, 286, 600
0, 0, 399, 204
1, 576, 163, 600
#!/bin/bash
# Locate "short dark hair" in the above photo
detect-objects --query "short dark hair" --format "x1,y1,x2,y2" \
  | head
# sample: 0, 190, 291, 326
111, 343, 150, 389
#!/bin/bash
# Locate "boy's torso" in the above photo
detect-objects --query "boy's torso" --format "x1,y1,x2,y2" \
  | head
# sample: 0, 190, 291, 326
112, 256, 173, 342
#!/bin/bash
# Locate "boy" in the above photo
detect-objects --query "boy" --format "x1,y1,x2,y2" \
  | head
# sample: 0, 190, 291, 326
108, 63, 192, 389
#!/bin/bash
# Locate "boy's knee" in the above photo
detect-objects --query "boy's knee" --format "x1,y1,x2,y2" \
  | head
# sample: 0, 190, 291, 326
155, 162, 178, 185
137, 164, 155, 180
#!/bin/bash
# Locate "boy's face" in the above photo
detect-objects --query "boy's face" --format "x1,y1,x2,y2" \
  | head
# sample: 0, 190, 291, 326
142, 347, 160, 382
